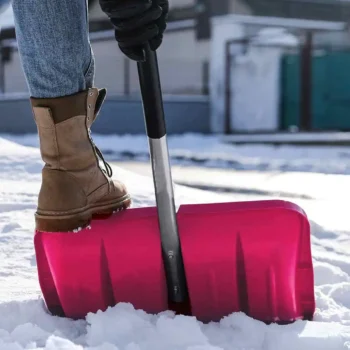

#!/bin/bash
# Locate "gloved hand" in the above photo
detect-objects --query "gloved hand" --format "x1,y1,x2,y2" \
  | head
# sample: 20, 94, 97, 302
99, 0, 169, 61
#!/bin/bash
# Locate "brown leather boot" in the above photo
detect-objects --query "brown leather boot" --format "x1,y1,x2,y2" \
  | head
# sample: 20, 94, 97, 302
31, 88, 131, 232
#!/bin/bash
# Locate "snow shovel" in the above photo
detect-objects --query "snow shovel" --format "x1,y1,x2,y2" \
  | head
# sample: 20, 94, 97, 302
34, 44, 316, 323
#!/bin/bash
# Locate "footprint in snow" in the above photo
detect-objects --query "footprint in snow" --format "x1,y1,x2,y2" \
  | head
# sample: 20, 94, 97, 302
1, 222, 21, 234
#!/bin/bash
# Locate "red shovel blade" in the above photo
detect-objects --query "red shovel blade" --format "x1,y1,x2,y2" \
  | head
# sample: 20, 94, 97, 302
34, 199, 315, 322
178, 200, 315, 323
34, 207, 168, 319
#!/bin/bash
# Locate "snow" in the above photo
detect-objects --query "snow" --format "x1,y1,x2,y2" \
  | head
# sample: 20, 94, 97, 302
251, 28, 299, 46
5, 133, 350, 175
2, 133, 350, 349
210, 19, 244, 133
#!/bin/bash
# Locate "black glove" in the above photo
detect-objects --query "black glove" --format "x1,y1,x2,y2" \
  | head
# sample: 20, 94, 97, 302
99, 0, 169, 61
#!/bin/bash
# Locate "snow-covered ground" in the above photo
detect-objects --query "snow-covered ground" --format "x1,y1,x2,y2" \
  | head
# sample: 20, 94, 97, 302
7, 133, 350, 174
1, 133, 350, 349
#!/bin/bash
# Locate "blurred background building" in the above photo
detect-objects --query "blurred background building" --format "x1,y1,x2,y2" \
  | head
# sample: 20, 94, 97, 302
1, 0, 350, 139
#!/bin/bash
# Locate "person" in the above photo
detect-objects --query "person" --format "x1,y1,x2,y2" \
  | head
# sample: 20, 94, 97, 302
10, 0, 169, 232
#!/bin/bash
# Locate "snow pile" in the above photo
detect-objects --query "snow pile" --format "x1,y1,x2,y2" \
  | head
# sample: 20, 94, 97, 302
1, 135, 350, 349
251, 28, 299, 46
1, 300, 349, 350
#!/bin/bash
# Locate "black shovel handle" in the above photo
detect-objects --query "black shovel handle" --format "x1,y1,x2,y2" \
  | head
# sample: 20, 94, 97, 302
137, 45, 166, 139
136, 44, 188, 303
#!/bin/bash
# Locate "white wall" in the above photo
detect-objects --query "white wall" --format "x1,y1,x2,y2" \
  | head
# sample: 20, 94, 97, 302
3, 28, 209, 96
87, 2, 105, 21
228, 0, 252, 15
169, 0, 195, 7
4, 52, 27, 93
210, 18, 244, 133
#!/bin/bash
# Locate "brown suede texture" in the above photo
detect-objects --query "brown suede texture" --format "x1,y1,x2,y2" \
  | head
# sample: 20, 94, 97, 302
31, 90, 88, 124
38, 168, 87, 212
31, 88, 128, 216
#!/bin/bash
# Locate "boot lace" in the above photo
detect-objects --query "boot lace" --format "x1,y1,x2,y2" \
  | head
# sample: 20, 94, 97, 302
89, 128, 113, 177
95, 145, 113, 177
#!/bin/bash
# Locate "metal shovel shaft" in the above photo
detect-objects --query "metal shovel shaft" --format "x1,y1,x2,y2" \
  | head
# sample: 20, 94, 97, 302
136, 45, 188, 303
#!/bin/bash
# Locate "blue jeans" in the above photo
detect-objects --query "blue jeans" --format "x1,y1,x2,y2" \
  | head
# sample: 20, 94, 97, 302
11, 0, 94, 98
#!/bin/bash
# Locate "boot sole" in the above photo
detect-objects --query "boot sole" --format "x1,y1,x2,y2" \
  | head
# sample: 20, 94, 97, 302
35, 194, 131, 232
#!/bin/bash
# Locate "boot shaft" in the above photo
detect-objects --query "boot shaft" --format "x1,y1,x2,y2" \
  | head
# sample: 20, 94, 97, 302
31, 88, 106, 171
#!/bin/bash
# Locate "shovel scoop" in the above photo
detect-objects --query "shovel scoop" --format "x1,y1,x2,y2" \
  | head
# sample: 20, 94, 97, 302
34, 45, 316, 323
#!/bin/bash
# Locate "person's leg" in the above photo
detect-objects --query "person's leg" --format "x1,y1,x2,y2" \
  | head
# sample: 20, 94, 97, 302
12, 0, 131, 232
12, 0, 94, 98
